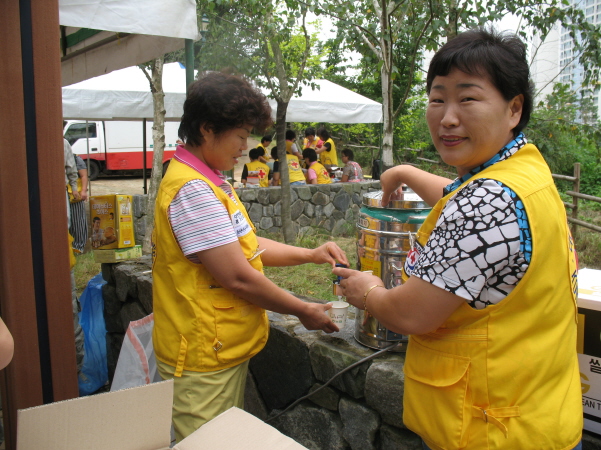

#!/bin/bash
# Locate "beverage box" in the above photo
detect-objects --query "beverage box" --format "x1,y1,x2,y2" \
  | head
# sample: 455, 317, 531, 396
89, 195, 135, 249
17, 380, 308, 449
577, 267, 601, 434
93, 245, 143, 263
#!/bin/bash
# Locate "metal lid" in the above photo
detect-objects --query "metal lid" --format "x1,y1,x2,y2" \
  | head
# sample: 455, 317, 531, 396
362, 190, 430, 210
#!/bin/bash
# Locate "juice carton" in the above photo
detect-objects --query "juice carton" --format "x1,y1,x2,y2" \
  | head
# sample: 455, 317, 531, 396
89, 195, 135, 249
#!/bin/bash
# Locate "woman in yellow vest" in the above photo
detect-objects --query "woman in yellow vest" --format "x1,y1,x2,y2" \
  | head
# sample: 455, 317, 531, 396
334, 28, 582, 450
315, 127, 338, 168
152, 71, 348, 442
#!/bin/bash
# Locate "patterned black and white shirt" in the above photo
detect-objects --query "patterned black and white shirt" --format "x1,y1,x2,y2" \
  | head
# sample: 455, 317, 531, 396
410, 134, 532, 310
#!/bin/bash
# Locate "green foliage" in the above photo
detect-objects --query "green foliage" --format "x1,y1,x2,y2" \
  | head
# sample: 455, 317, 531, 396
527, 83, 601, 195
258, 231, 358, 301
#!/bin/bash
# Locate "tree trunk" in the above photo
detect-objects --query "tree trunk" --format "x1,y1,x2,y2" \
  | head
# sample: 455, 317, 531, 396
143, 56, 165, 254
275, 99, 295, 244
379, 1, 395, 172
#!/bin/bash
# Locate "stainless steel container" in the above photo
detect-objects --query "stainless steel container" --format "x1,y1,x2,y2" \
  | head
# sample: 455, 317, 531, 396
354, 189, 431, 351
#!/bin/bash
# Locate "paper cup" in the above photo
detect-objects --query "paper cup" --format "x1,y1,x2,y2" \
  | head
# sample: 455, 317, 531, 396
327, 301, 349, 328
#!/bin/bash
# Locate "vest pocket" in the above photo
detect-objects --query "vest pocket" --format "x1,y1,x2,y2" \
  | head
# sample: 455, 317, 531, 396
403, 339, 471, 450
211, 295, 267, 364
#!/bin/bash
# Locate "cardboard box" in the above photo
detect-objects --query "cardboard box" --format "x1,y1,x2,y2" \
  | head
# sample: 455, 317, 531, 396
93, 245, 143, 263
90, 194, 135, 249
577, 268, 601, 434
17, 380, 308, 449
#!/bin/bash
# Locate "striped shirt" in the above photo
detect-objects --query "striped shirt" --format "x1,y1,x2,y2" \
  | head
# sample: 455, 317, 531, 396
168, 146, 239, 263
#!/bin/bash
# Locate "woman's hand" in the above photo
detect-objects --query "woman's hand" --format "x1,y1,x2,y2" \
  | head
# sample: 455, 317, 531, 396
298, 302, 339, 333
380, 166, 405, 207
331, 267, 385, 309
310, 241, 349, 268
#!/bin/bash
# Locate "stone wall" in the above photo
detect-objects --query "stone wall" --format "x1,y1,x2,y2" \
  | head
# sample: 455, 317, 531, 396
100, 258, 601, 450
131, 181, 382, 244
100, 257, 422, 449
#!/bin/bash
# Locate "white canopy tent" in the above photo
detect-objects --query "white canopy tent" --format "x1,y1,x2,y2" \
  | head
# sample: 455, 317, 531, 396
59, 0, 198, 86
62, 62, 383, 123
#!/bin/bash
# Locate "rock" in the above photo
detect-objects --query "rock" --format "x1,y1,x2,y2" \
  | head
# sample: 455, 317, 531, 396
324, 203, 336, 218
101, 263, 115, 285
106, 331, 125, 383
113, 263, 138, 302
304, 202, 315, 218
309, 339, 372, 399
259, 216, 274, 230
249, 326, 315, 410
312, 191, 329, 206
270, 401, 349, 450
339, 397, 380, 450
240, 189, 258, 202
365, 357, 406, 428
257, 188, 271, 205
379, 424, 422, 450
262, 204, 274, 217
307, 382, 341, 411
244, 371, 269, 421
102, 283, 121, 315
120, 300, 147, 331
333, 191, 352, 212
247, 202, 263, 223
297, 186, 312, 201
298, 214, 312, 227
269, 187, 282, 204
291, 199, 305, 221
136, 274, 153, 314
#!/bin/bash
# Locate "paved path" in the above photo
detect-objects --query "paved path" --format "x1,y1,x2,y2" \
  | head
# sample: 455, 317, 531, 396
89, 137, 260, 196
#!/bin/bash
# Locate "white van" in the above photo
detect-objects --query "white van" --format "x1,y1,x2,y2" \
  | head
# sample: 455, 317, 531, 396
63, 120, 180, 180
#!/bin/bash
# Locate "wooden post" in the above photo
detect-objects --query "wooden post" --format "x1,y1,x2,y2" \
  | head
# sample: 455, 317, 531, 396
0, 0, 79, 447
572, 163, 581, 238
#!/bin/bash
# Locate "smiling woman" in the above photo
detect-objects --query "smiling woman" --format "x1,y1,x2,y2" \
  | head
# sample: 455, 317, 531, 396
333, 28, 582, 450
151, 71, 349, 442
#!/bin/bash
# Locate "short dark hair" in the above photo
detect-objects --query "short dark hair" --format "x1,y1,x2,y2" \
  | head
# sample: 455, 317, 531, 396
255, 146, 266, 157
304, 127, 316, 137
271, 146, 279, 160
317, 128, 330, 140
261, 135, 273, 144
179, 71, 273, 146
93, 217, 100, 223
341, 148, 354, 160
285, 129, 296, 140
248, 148, 261, 161
426, 28, 533, 135
302, 148, 317, 162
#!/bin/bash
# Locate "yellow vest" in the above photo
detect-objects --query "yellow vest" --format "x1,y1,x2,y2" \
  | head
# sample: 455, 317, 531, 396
285, 154, 306, 183
402, 144, 581, 449
256, 143, 270, 161
152, 159, 269, 374
245, 160, 270, 187
311, 161, 331, 184
319, 138, 338, 166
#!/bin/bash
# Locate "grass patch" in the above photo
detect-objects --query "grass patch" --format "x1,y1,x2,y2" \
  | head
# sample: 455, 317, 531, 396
74, 252, 102, 296
259, 230, 358, 302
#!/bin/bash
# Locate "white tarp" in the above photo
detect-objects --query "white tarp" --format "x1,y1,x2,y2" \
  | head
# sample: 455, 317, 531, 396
59, 0, 198, 86
59, 0, 198, 40
62, 63, 383, 124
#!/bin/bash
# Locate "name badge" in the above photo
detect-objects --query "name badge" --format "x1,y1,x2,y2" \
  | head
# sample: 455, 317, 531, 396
231, 210, 252, 237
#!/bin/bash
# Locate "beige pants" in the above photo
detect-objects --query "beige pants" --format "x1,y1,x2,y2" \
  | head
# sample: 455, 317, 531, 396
156, 358, 249, 443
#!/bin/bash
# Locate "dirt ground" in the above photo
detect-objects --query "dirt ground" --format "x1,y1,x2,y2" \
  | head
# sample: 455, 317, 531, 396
88, 137, 260, 196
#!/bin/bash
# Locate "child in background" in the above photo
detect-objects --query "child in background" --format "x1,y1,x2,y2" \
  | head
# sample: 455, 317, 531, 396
241, 148, 270, 187
302, 148, 331, 185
